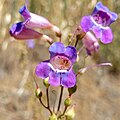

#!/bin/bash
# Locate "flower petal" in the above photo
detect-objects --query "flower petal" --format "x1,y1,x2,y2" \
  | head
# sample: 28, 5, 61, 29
82, 32, 99, 55
35, 60, 51, 79
92, 2, 109, 15
92, 26, 102, 38
19, 5, 31, 20
92, 2, 118, 26
101, 27, 113, 44
108, 11, 118, 25
49, 42, 65, 57
80, 15, 93, 32
61, 69, 76, 88
19, 5, 53, 29
9, 22, 42, 40
49, 71, 60, 86
64, 46, 77, 64
26, 13, 52, 29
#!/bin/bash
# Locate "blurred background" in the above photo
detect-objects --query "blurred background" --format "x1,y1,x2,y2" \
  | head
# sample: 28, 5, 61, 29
0, 0, 120, 120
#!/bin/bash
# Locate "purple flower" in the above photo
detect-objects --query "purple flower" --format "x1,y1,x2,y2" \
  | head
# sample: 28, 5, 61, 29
82, 32, 99, 55
80, 2, 118, 44
9, 22, 53, 43
19, 5, 52, 29
35, 42, 77, 88
19, 5, 61, 36
9, 22, 42, 40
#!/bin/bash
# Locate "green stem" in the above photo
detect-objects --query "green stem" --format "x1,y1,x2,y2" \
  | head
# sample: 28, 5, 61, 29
38, 95, 52, 115
58, 106, 68, 119
57, 86, 64, 112
77, 45, 84, 55
39, 97, 47, 109
62, 106, 67, 115
46, 87, 50, 108
74, 38, 79, 48
68, 27, 78, 45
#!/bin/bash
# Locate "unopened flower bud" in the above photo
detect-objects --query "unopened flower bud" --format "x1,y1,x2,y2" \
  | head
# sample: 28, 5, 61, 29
65, 105, 75, 120
49, 113, 57, 120
68, 85, 77, 96
35, 88, 42, 98
43, 77, 50, 88
64, 97, 71, 107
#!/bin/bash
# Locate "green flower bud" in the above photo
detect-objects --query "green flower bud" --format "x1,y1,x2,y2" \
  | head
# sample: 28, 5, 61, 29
43, 77, 50, 88
49, 113, 57, 120
65, 105, 75, 120
68, 85, 77, 96
35, 88, 42, 98
64, 98, 71, 107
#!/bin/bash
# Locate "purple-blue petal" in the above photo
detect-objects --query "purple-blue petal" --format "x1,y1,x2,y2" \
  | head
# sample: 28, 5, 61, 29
27, 13, 52, 29
19, 5, 26, 14
80, 16, 93, 32
19, 5, 30, 20
92, 26, 102, 38
49, 42, 65, 57
108, 11, 118, 25
92, 2, 109, 15
64, 46, 77, 64
9, 22, 23, 36
49, 72, 60, 86
19, 5, 53, 29
61, 69, 76, 88
101, 27, 113, 44
35, 61, 51, 79
94, 2, 118, 22
92, 2, 118, 26
9, 22, 42, 40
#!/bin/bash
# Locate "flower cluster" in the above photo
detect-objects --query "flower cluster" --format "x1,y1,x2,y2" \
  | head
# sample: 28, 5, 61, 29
9, 1, 118, 120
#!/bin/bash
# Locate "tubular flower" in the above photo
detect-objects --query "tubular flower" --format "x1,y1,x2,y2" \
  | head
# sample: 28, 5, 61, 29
80, 2, 118, 44
35, 42, 77, 88
9, 22, 53, 43
82, 32, 99, 55
19, 5, 61, 36
9, 22, 42, 40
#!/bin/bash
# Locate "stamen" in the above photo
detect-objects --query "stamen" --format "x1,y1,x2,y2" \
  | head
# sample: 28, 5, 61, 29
102, 18, 107, 26
50, 55, 71, 70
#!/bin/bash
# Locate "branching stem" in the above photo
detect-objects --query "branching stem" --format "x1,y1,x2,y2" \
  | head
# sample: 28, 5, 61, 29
38, 97, 52, 115
58, 106, 68, 119
57, 86, 64, 112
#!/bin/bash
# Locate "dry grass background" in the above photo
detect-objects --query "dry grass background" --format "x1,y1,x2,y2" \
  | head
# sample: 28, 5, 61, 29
0, 0, 120, 120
